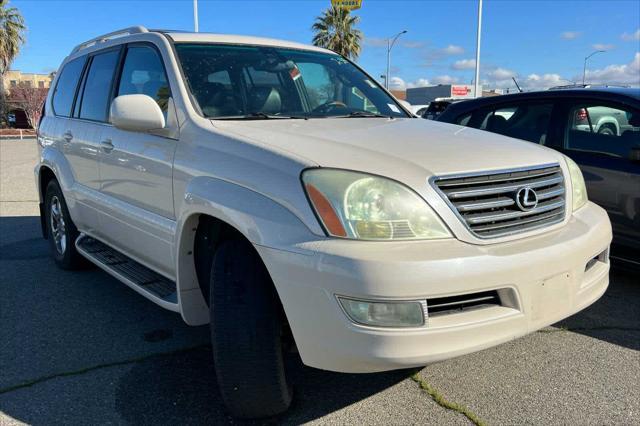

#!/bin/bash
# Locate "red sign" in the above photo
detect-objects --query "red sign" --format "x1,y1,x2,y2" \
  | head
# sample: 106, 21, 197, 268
451, 86, 471, 96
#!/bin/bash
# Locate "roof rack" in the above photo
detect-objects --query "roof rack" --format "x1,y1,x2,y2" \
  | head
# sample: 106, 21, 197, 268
71, 26, 149, 54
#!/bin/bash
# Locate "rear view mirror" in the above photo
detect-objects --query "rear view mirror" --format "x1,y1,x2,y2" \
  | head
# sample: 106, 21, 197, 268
630, 147, 640, 162
110, 94, 165, 132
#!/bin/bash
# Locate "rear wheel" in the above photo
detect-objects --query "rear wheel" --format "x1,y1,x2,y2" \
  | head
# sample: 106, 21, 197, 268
44, 180, 86, 270
209, 239, 292, 418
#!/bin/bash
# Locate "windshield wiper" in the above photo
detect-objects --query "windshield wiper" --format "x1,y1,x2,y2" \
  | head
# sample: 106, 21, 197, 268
213, 112, 308, 120
335, 111, 393, 119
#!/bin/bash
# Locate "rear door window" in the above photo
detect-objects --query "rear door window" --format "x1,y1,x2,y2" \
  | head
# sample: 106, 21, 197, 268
78, 49, 120, 122
565, 104, 640, 157
52, 56, 86, 117
476, 103, 554, 144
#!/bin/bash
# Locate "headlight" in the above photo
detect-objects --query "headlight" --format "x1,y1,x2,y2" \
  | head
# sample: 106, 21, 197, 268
302, 169, 451, 240
565, 157, 588, 211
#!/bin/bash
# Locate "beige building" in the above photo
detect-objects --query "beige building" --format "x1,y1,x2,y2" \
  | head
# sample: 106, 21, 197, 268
2, 70, 52, 92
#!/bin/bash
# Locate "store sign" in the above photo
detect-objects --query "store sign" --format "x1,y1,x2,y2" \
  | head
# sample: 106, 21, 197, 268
451, 85, 471, 96
331, 0, 362, 11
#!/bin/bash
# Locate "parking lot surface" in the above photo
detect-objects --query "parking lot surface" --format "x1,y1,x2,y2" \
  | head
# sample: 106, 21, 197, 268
1, 139, 639, 425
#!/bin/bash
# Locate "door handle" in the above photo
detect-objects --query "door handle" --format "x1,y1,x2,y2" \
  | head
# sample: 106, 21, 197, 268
62, 131, 73, 142
100, 139, 114, 153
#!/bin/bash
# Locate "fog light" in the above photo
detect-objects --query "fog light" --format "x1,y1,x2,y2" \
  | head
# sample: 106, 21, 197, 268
338, 297, 425, 327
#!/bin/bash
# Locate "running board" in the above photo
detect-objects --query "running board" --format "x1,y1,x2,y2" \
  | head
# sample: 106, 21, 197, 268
76, 235, 179, 311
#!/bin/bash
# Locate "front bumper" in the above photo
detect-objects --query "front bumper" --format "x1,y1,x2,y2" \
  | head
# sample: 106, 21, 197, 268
256, 202, 612, 373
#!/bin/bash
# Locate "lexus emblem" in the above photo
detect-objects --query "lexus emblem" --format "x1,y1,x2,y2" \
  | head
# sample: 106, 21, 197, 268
515, 187, 539, 211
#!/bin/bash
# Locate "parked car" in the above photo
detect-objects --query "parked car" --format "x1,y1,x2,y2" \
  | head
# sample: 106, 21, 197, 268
437, 88, 639, 265
37, 27, 612, 418
409, 104, 429, 116
422, 99, 457, 119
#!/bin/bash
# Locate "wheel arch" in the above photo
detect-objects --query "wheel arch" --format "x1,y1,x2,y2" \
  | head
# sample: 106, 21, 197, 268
174, 175, 317, 326
595, 117, 620, 135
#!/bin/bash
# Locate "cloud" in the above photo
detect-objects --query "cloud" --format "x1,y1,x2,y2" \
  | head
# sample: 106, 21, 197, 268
452, 59, 476, 70
432, 75, 459, 85
480, 53, 640, 91
489, 67, 517, 80
560, 31, 582, 40
364, 37, 425, 49
401, 40, 425, 49
389, 77, 431, 90
522, 74, 566, 90
441, 45, 464, 55
582, 52, 640, 86
592, 43, 615, 51
621, 29, 640, 41
407, 78, 431, 88
389, 76, 407, 90
422, 44, 465, 67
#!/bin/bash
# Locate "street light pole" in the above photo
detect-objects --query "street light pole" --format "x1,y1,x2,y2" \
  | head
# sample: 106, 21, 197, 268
473, 0, 483, 98
582, 50, 605, 85
193, 0, 199, 32
386, 30, 407, 90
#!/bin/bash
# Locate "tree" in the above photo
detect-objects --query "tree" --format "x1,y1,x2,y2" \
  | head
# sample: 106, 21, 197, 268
0, 0, 26, 126
9, 82, 47, 129
312, 6, 362, 60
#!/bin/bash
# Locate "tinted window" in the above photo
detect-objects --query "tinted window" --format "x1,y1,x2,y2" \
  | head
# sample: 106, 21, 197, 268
174, 44, 407, 119
456, 113, 471, 126
117, 46, 171, 116
52, 56, 86, 117
477, 103, 553, 144
566, 104, 640, 157
79, 50, 119, 122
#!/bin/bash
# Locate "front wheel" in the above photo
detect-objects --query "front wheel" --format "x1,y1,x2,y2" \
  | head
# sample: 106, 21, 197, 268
209, 239, 292, 418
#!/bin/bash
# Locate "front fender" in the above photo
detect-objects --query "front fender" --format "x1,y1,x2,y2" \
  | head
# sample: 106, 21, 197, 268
175, 176, 319, 325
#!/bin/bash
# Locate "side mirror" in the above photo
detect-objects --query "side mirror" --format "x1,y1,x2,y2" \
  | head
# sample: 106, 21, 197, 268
630, 147, 640, 162
110, 94, 165, 132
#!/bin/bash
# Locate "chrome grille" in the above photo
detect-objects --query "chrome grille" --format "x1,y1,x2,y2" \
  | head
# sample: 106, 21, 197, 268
432, 164, 566, 238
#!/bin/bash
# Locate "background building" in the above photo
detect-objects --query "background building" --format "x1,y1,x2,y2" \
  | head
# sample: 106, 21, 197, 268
2, 70, 52, 92
406, 84, 483, 105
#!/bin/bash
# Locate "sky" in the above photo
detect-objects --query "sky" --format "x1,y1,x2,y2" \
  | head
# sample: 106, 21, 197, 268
10, 0, 640, 92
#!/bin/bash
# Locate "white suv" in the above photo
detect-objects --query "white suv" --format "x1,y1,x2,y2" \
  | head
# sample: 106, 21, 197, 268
36, 27, 612, 418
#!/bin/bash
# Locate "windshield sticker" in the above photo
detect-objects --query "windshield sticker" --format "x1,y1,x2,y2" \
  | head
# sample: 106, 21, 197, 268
388, 104, 401, 113
364, 79, 377, 88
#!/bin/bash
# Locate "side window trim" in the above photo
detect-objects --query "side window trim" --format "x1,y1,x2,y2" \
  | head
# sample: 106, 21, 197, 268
71, 45, 124, 123
72, 55, 92, 118
111, 41, 173, 101
51, 55, 88, 118
114, 41, 173, 111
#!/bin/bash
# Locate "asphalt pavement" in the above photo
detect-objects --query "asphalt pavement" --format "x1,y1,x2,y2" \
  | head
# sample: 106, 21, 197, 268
1, 139, 638, 425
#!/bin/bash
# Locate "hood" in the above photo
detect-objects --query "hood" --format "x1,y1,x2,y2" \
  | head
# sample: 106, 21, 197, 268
212, 117, 564, 181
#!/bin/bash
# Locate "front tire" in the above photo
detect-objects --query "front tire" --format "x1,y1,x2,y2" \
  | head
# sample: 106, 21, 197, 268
44, 180, 86, 270
209, 239, 292, 418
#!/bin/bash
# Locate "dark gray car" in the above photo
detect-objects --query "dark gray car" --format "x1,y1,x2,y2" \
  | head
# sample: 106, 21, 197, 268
437, 88, 640, 266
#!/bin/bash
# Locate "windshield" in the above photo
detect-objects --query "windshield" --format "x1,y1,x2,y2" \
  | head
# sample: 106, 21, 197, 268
174, 43, 408, 119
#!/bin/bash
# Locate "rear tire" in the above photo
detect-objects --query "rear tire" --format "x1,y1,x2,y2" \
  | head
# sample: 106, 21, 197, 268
44, 180, 86, 270
210, 239, 292, 418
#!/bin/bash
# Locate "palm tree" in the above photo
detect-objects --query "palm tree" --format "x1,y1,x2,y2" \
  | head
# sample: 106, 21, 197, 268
0, 0, 25, 126
0, 0, 25, 75
312, 6, 362, 60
